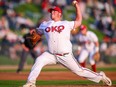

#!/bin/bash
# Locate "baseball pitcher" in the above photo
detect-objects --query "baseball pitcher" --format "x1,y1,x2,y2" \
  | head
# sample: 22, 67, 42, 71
23, 0, 112, 87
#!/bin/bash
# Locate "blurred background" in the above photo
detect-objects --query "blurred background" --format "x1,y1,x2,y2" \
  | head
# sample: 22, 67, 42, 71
0, 0, 116, 66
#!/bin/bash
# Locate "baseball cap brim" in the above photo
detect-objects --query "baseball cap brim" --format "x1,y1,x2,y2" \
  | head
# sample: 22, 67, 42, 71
48, 6, 62, 13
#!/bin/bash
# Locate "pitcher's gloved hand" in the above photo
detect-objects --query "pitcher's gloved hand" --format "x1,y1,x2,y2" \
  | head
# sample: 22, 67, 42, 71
30, 31, 42, 46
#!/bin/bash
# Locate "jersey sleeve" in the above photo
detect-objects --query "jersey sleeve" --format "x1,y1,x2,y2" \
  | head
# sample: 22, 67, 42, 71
38, 22, 46, 29
67, 21, 75, 30
36, 28, 44, 35
36, 22, 46, 34
90, 32, 98, 42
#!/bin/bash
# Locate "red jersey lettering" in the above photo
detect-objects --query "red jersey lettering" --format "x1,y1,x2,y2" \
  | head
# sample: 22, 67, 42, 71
51, 26, 57, 32
45, 25, 64, 33
45, 27, 50, 32
57, 25, 64, 33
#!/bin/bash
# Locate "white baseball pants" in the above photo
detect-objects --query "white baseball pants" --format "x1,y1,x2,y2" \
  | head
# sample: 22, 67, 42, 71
27, 51, 102, 84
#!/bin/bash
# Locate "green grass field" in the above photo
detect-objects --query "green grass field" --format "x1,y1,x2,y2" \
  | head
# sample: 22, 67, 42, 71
0, 80, 116, 87
0, 56, 116, 87
0, 66, 116, 87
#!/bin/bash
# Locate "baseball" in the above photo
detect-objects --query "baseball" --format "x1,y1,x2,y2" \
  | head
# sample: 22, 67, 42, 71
72, 0, 78, 6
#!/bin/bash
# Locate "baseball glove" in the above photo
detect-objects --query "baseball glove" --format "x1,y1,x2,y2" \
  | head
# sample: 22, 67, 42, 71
93, 52, 100, 62
30, 31, 41, 47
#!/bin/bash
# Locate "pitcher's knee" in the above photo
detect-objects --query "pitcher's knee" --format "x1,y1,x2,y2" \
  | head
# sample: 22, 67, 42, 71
73, 68, 85, 76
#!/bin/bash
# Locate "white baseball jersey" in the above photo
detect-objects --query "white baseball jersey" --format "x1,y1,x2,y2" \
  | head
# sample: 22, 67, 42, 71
76, 31, 98, 51
37, 20, 74, 54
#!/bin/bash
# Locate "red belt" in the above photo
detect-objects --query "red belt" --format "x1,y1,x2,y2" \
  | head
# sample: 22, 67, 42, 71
55, 53, 69, 56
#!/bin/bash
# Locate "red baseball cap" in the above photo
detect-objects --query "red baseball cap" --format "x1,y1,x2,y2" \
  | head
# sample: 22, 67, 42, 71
48, 6, 62, 13
80, 25, 87, 30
